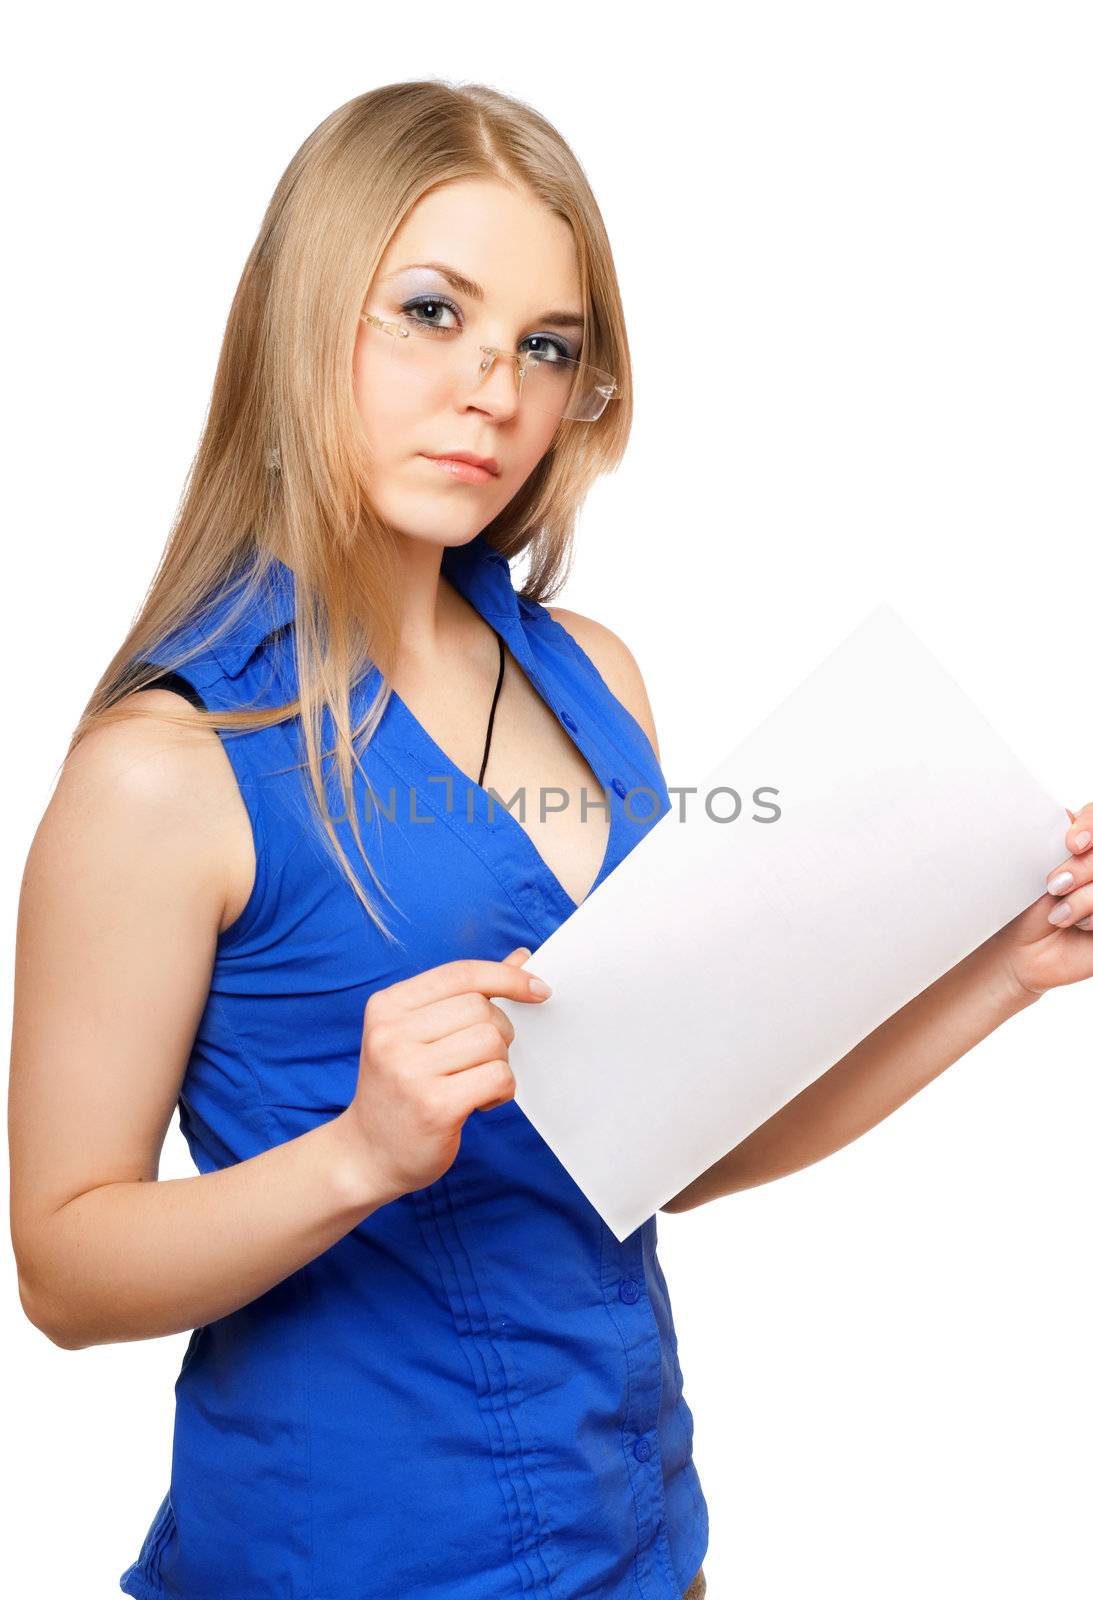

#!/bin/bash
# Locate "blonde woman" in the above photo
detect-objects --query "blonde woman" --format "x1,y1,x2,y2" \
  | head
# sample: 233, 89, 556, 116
9, 80, 1092, 1600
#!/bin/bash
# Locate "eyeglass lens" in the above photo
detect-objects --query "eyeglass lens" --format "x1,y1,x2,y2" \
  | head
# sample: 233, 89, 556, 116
362, 313, 616, 423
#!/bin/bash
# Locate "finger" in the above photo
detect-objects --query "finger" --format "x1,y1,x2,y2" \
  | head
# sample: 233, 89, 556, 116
390, 957, 551, 1011
451, 1061, 519, 1118
1044, 884, 1093, 929
428, 1019, 516, 1079
406, 992, 518, 1047
489, 1000, 517, 1044
1046, 851, 1093, 896
503, 946, 533, 965
1066, 802, 1093, 854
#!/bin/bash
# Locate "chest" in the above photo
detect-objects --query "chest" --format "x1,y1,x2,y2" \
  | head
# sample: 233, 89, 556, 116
389, 639, 611, 911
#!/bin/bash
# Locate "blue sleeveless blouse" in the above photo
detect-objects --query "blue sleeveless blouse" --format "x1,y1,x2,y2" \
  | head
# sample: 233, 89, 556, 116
118, 531, 709, 1600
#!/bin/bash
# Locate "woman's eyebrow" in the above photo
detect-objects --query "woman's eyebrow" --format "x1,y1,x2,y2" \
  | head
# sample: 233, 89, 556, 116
384, 260, 585, 329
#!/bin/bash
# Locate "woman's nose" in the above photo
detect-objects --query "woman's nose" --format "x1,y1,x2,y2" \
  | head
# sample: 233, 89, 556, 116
454, 348, 522, 419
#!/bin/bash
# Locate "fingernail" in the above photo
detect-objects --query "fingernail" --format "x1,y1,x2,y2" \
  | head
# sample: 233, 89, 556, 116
1047, 870, 1075, 895
1078, 915, 1093, 930
528, 976, 553, 997
1074, 831, 1092, 850
1047, 901, 1072, 926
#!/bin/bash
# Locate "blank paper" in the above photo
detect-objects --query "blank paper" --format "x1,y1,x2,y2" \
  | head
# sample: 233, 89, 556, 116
496, 602, 1069, 1242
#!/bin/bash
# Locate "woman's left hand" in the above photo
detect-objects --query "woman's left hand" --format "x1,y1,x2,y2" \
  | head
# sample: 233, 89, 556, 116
989, 803, 1093, 1000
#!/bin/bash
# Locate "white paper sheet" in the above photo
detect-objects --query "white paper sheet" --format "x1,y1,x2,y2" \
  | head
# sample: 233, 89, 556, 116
496, 602, 1069, 1242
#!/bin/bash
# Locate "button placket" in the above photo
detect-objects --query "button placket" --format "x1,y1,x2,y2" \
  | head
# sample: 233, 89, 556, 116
600, 1221, 672, 1595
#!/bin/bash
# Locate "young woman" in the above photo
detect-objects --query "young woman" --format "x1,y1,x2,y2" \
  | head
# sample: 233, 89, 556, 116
8, 80, 1091, 1600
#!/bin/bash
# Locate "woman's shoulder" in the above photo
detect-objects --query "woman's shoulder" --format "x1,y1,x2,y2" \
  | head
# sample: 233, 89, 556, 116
544, 605, 661, 762
50, 689, 256, 938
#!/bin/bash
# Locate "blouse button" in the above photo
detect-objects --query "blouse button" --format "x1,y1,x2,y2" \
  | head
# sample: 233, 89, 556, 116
619, 1278, 641, 1304
560, 710, 578, 731
611, 776, 627, 799
633, 1437, 653, 1463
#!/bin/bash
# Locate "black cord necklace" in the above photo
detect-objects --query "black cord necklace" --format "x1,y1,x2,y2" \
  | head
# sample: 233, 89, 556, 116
477, 628, 506, 787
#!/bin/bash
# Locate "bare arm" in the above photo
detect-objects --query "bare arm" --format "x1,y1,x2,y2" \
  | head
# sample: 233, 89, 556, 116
8, 692, 391, 1351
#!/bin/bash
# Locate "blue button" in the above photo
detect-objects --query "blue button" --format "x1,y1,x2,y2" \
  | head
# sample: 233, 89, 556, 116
619, 1278, 640, 1304
633, 1437, 652, 1463
611, 776, 627, 799
560, 711, 577, 732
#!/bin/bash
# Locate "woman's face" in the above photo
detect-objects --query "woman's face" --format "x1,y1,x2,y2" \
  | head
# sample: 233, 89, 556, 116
352, 177, 584, 545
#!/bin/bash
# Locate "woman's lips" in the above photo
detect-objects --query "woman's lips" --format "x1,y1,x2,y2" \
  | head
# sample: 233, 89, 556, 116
420, 454, 497, 485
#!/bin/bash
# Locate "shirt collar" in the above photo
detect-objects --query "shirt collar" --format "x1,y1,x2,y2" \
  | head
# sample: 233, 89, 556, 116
439, 532, 520, 622
193, 533, 518, 681
197, 557, 299, 679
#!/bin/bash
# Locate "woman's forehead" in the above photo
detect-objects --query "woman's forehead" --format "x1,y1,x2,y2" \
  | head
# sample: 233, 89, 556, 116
377, 180, 581, 306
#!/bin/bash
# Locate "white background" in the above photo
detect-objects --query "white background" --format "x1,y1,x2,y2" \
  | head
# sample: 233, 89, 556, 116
3, 3, 1090, 1596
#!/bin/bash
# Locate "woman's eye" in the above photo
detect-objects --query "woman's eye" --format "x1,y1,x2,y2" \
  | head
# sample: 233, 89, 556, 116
397, 299, 574, 362
522, 333, 572, 362
399, 296, 460, 333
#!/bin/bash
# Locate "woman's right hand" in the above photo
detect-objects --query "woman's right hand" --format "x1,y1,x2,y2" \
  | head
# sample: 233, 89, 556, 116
343, 948, 552, 1202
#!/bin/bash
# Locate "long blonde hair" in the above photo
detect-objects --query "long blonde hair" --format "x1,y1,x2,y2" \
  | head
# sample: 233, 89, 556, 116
68, 79, 633, 941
